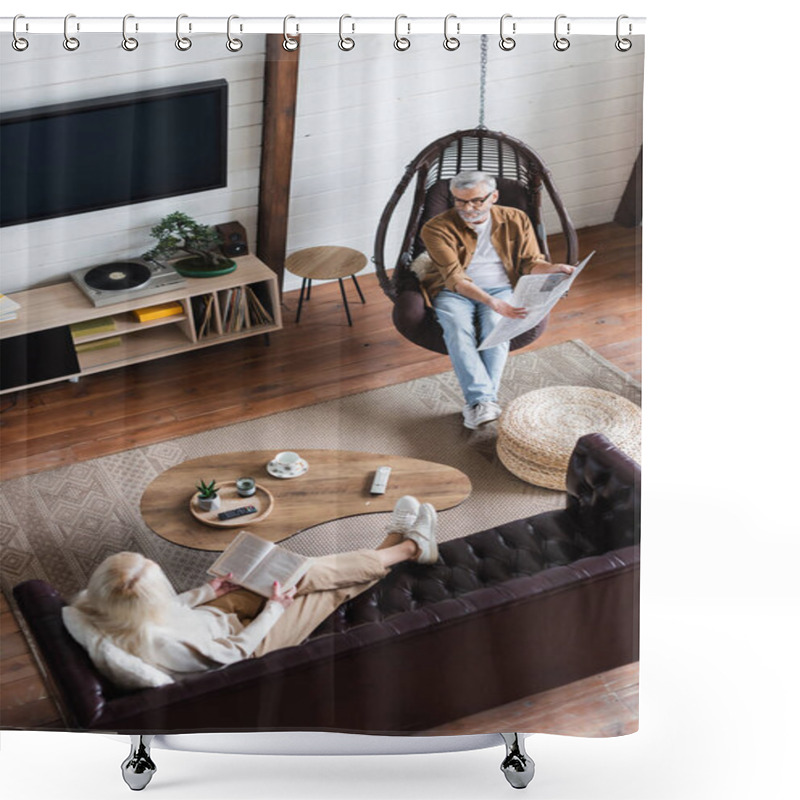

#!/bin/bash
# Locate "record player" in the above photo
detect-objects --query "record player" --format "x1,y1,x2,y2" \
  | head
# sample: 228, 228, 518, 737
70, 258, 187, 307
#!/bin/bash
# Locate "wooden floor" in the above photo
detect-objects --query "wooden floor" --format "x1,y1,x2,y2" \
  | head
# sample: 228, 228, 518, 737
0, 221, 641, 734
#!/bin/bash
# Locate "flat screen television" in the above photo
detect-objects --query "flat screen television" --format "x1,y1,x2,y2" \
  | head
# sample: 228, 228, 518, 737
0, 79, 228, 228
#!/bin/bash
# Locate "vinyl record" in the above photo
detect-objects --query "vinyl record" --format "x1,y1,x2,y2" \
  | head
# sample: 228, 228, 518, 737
83, 261, 151, 291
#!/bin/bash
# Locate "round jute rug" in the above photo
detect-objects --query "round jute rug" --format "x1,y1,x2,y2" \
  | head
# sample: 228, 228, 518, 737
496, 386, 642, 490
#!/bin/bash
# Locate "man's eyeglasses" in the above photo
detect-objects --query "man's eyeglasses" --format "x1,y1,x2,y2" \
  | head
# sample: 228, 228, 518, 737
451, 191, 494, 208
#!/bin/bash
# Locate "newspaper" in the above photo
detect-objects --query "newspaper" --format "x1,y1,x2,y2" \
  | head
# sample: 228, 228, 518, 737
478, 251, 595, 351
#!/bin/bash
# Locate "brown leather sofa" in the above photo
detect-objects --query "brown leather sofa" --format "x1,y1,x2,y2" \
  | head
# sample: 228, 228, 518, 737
12, 432, 640, 734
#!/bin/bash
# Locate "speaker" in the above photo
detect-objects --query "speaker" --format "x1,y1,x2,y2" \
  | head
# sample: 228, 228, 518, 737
215, 221, 249, 257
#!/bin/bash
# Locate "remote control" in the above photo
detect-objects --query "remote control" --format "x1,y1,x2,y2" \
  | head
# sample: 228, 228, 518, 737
370, 466, 392, 495
217, 505, 257, 521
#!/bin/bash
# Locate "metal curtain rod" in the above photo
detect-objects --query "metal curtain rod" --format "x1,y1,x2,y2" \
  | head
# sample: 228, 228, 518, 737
1, 15, 646, 37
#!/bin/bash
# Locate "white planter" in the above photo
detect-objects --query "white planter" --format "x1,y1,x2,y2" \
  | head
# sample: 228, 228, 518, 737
197, 494, 221, 512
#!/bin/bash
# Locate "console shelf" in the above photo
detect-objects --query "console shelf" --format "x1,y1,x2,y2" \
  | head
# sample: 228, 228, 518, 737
74, 312, 191, 344
0, 255, 282, 394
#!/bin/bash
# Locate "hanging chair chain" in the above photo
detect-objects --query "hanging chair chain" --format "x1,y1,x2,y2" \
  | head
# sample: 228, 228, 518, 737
478, 33, 488, 129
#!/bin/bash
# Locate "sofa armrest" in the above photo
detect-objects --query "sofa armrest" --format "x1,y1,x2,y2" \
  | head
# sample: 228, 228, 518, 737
12, 580, 117, 728
565, 433, 641, 552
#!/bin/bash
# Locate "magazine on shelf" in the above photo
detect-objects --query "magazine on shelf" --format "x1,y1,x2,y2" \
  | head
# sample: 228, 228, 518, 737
208, 530, 312, 597
220, 288, 240, 332
70, 316, 116, 337
245, 286, 273, 325
74, 336, 122, 354
0, 293, 21, 322
478, 251, 595, 350
191, 294, 215, 338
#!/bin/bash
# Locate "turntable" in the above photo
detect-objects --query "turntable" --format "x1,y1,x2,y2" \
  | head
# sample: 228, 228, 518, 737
70, 258, 187, 307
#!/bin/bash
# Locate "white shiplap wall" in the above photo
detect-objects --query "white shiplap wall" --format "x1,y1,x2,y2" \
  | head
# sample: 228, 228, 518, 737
0, 32, 643, 295
0, 34, 265, 293
285, 34, 643, 291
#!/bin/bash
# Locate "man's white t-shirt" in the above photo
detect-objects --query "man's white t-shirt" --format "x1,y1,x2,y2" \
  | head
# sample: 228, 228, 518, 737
466, 217, 511, 289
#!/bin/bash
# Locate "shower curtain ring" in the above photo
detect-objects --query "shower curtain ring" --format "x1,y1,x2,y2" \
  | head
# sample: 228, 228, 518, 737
553, 14, 570, 51
394, 15, 410, 51
615, 15, 633, 51
226, 15, 243, 51
338, 15, 355, 51
175, 14, 192, 50
499, 14, 516, 51
443, 14, 460, 51
63, 14, 80, 51
122, 14, 139, 51
12, 14, 29, 51
283, 15, 299, 51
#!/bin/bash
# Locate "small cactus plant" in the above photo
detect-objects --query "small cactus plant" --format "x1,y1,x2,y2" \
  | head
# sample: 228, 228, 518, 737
196, 479, 218, 499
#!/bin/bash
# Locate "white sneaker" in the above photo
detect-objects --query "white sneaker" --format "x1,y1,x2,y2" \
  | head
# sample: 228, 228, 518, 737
406, 503, 438, 564
462, 404, 479, 429
484, 401, 502, 419
386, 495, 421, 534
463, 401, 502, 430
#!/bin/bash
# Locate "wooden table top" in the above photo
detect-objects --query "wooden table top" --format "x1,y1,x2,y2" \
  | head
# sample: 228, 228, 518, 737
284, 246, 368, 281
140, 449, 472, 551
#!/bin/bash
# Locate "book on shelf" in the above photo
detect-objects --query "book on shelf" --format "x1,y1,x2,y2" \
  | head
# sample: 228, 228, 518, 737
233, 288, 246, 331
219, 288, 233, 329
74, 336, 122, 354
191, 294, 215, 338
0, 293, 21, 322
245, 286, 273, 326
208, 530, 312, 597
132, 301, 184, 322
200, 300, 213, 337
70, 317, 117, 337
220, 287, 247, 333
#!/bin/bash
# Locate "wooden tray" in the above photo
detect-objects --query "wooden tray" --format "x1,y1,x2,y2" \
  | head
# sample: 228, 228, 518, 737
189, 481, 274, 528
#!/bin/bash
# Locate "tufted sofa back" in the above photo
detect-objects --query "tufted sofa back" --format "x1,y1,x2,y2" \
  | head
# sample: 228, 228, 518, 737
317, 432, 640, 638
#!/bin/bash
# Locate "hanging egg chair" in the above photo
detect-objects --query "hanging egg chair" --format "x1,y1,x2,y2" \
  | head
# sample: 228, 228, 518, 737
373, 40, 580, 354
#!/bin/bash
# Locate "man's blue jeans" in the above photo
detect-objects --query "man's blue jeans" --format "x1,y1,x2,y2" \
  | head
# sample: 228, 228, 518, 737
432, 286, 513, 407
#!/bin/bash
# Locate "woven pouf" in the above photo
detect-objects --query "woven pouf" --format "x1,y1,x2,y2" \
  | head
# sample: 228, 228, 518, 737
497, 386, 641, 490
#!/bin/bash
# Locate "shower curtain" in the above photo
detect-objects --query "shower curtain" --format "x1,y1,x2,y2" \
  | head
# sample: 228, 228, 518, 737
0, 14, 643, 797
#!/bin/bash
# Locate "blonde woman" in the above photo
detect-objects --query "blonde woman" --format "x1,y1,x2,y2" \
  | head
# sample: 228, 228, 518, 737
66, 497, 436, 685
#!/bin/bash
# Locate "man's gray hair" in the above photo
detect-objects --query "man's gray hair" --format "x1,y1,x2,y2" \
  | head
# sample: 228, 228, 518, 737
450, 171, 497, 193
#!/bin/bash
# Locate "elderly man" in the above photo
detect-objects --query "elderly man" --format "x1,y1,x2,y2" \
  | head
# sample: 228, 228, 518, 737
420, 171, 573, 430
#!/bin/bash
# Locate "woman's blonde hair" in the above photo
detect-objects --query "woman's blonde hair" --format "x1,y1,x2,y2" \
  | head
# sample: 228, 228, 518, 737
72, 552, 177, 658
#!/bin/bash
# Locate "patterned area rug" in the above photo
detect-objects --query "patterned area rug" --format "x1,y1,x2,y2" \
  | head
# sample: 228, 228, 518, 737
0, 340, 640, 603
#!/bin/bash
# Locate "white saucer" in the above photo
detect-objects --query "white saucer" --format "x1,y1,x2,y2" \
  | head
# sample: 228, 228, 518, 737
266, 458, 309, 479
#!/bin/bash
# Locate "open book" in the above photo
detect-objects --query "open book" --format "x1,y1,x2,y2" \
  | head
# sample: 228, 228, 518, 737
478, 251, 595, 350
208, 531, 312, 597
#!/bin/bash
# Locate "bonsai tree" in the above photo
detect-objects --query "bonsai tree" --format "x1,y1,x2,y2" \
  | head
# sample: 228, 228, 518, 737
144, 211, 235, 275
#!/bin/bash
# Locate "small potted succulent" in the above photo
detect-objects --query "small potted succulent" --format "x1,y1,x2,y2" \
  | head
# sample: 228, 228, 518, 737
195, 479, 221, 512
144, 211, 236, 277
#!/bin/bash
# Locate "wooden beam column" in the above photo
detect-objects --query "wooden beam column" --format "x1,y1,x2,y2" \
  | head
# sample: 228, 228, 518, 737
257, 35, 300, 294
614, 147, 643, 228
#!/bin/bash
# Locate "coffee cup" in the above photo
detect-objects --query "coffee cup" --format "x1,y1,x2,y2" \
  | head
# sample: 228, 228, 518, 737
273, 451, 302, 473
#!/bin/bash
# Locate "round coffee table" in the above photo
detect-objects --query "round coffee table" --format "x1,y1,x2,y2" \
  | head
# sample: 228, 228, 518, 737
285, 246, 367, 326
140, 449, 472, 551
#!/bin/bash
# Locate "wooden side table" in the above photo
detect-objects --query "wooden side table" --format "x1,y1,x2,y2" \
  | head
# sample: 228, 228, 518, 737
284, 246, 367, 326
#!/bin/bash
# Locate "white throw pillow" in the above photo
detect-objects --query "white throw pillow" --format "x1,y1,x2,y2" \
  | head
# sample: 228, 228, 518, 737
62, 606, 174, 690
409, 252, 436, 279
